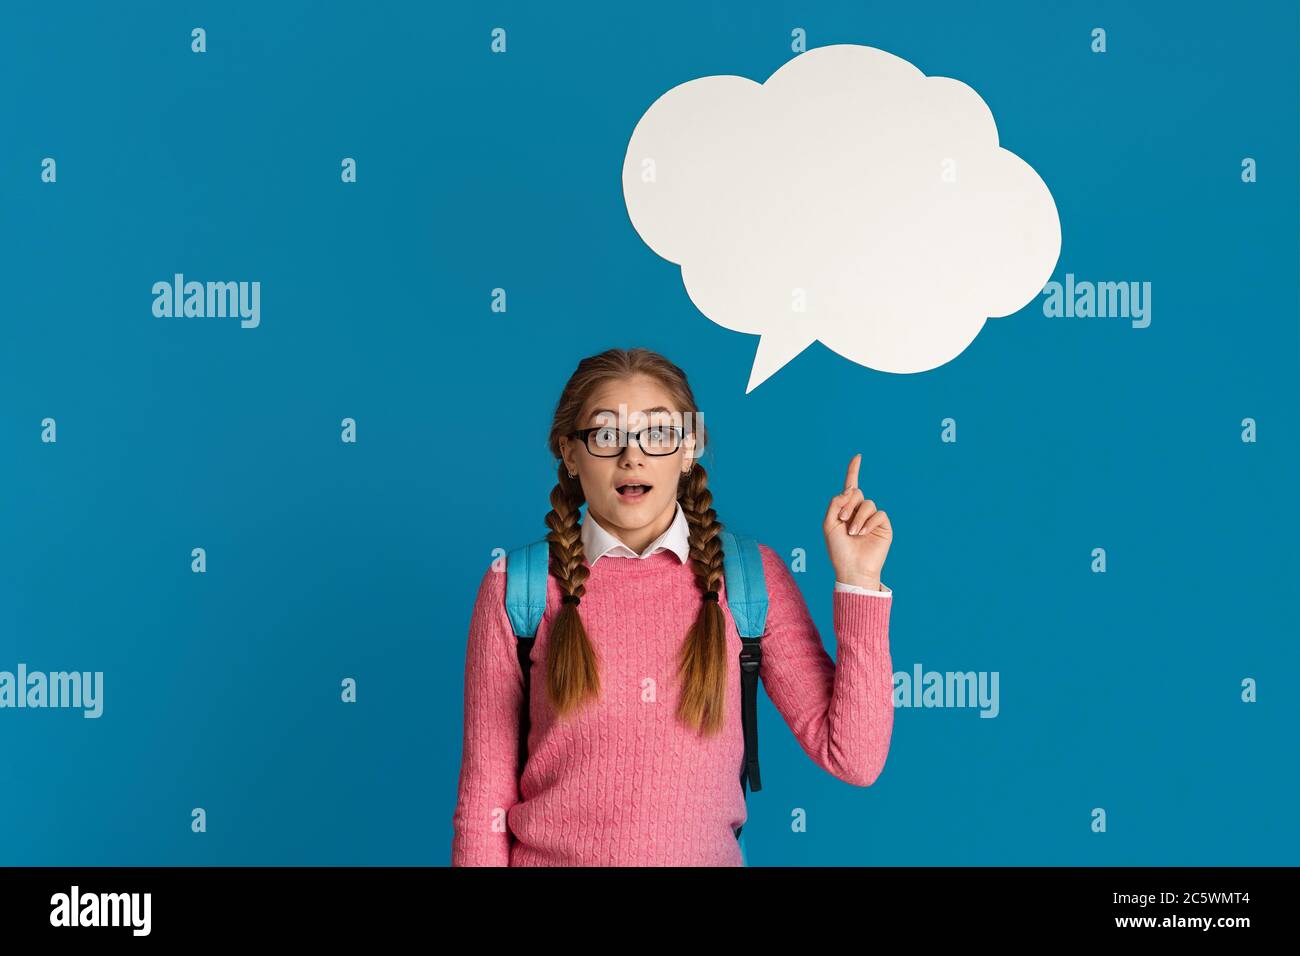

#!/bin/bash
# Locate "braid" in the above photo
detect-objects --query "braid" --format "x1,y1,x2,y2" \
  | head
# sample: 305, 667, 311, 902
679, 464, 725, 594
676, 463, 729, 736
542, 463, 600, 716
545, 468, 590, 602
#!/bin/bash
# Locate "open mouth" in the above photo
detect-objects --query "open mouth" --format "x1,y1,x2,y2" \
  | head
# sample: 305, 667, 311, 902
615, 483, 653, 500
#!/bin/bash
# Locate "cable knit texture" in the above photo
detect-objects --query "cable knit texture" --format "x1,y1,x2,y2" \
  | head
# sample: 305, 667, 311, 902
450, 543, 893, 866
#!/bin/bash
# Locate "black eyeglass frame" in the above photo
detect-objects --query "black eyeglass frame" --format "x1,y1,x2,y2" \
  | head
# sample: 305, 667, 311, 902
567, 425, 686, 458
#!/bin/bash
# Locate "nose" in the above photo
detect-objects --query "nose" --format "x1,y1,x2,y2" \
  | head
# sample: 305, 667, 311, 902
619, 434, 647, 466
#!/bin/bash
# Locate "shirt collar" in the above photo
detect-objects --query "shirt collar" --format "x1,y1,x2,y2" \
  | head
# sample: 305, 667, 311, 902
581, 501, 691, 565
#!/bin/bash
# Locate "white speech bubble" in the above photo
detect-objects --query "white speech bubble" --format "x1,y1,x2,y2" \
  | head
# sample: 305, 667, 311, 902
622, 44, 1062, 392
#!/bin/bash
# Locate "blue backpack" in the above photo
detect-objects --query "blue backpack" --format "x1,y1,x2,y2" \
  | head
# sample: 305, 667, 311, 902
504, 527, 770, 866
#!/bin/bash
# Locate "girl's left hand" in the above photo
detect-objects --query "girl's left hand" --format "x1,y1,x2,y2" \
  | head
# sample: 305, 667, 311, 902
823, 453, 892, 590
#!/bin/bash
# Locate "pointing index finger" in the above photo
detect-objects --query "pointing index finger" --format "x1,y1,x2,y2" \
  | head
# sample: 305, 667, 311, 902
844, 453, 861, 492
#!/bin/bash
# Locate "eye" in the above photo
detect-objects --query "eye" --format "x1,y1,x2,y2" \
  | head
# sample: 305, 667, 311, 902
594, 427, 618, 445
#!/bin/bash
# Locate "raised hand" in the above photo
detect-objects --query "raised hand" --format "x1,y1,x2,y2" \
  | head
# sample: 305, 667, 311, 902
822, 453, 892, 590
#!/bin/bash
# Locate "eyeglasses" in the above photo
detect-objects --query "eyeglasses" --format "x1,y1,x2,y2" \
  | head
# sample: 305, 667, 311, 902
568, 425, 684, 457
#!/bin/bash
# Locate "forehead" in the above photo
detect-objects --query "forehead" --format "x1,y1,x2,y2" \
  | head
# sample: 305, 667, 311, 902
585, 406, 678, 426
580, 377, 680, 424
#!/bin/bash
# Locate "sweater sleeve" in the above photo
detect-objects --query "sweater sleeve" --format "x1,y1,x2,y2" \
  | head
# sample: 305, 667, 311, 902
450, 563, 524, 866
752, 544, 894, 787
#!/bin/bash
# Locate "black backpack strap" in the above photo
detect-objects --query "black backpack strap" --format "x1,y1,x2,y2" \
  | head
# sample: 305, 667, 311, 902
734, 634, 763, 843
738, 634, 763, 794
516, 636, 536, 790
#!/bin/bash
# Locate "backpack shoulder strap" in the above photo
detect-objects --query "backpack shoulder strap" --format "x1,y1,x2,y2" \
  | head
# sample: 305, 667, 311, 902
719, 530, 769, 638
504, 537, 550, 788
504, 538, 550, 638
720, 528, 770, 843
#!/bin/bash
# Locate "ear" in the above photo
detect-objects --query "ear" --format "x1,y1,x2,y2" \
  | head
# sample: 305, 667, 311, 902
681, 431, 699, 469
561, 434, 582, 476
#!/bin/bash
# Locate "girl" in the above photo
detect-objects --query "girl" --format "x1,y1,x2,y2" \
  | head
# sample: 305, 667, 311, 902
451, 347, 895, 866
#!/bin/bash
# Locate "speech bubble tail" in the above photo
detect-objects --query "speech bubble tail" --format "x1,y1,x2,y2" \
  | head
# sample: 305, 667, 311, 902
746, 330, 816, 394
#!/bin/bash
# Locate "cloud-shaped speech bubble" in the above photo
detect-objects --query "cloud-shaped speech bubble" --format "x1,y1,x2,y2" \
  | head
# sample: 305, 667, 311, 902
622, 44, 1061, 392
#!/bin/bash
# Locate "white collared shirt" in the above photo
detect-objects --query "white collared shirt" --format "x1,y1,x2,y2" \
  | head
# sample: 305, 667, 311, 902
581, 502, 892, 597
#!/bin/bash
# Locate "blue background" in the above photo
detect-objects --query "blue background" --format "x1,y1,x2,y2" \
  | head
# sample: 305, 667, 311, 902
1, 0, 1296, 865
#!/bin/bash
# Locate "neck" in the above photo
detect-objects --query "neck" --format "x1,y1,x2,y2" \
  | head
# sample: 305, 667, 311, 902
587, 500, 677, 555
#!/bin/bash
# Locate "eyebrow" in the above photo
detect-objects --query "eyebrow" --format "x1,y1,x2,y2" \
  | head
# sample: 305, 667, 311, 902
587, 405, 674, 423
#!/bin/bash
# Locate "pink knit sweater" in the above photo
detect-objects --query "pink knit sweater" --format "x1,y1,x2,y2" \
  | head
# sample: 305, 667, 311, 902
450, 542, 894, 866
